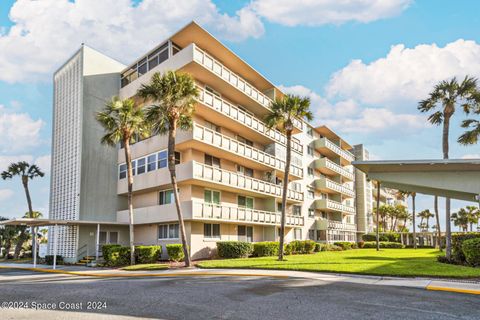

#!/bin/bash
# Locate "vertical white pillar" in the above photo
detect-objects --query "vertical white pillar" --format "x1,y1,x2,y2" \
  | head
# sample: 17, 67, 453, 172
53, 224, 58, 270
33, 226, 37, 268
95, 223, 100, 261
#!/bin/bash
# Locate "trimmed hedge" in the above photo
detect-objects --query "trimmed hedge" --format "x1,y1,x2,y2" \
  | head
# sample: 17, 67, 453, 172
135, 245, 162, 264
166, 244, 185, 262
286, 240, 316, 254
253, 242, 279, 257
362, 241, 405, 249
362, 233, 401, 243
334, 242, 357, 250
462, 238, 480, 267
45, 255, 63, 265
452, 233, 480, 263
314, 242, 322, 252
357, 241, 365, 249
217, 241, 253, 258
104, 246, 130, 266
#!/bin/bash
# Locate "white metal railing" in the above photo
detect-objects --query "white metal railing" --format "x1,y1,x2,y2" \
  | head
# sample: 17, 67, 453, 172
316, 199, 355, 214
316, 177, 355, 197
316, 158, 355, 181
192, 202, 304, 226
196, 86, 303, 154
317, 137, 355, 162
193, 124, 303, 177
193, 45, 303, 131
328, 220, 357, 231
193, 161, 304, 201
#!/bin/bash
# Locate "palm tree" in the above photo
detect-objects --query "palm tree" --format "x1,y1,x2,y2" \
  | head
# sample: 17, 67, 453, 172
417, 209, 434, 232
465, 206, 479, 232
418, 75, 480, 259
458, 119, 480, 145
399, 191, 417, 248
392, 204, 407, 232
451, 208, 469, 232
1, 161, 44, 258
96, 97, 149, 265
433, 196, 442, 251
265, 94, 312, 261
137, 71, 198, 267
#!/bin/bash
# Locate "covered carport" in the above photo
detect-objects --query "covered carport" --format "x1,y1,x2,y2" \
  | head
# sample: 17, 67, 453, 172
0, 218, 128, 269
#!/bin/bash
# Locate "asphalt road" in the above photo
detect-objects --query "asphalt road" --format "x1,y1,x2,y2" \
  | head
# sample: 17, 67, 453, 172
0, 269, 478, 320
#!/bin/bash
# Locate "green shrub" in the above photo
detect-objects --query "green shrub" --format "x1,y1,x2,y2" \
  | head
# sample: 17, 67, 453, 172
101, 244, 121, 260
103, 246, 130, 266
452, 233, 480, 263
166, 244, 185, 262
135, 245, 162, 264
253, 242, 279, 257
462, 238, 480, 267
314, 242, 322, 252
334, 242, 354, 250
361, 241, 405, 249
217, 241, 253, 258
328, 244, 343, 251
357, 241, 365, 249
45, 255, 63, 265
383, 232, 401, 243
286, 240, 316, 254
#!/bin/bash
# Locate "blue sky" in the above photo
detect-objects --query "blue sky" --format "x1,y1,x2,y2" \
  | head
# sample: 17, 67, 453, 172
0, 0, 479, 231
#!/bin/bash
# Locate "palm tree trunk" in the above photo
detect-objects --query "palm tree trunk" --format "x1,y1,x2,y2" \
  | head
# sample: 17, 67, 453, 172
434, 196, 442, 251
443, 115, 452, 259
13, 230, 27, 259
278, 130, 292, 261
22, 178, 35, 259
124, 140, 135, 266
376, 182, 380, 251
412, 194, 416, 249
168, 123, 191, 267
4, 241, 11, 259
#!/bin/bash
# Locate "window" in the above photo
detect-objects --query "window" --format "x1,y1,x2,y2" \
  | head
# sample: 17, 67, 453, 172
158, 150, 167, 168
307, 146, 314, 156
205, 120, 221, 133
158, 224, 179, 239
137, 158, 146, 175
131, 160, 136, 176
277, 202, 282, 212
292, 205, 301, 216
238, 225, 253, 242
237, 135, 253, 147
159, 189, 174, 205
308, 229, 315, 240
307, 127, 313, 137
138, 59, 147, 75
237, 165, 254, 177
204, 223, 220, 239
308, 208, 315, 217
307, 167, 314, 178
205, 86, 221, 97
109, 232, 118, 244
147, 154, 157, 172
238, 196, 254, 209
205, 154, 220, 167
119, 164, 127, 179
204, 189, 220, 204
294, 228, 302, 240
308, 190, 315, 199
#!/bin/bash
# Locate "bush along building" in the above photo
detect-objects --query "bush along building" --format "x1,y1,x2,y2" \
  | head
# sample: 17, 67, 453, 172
49, 22, 366, 262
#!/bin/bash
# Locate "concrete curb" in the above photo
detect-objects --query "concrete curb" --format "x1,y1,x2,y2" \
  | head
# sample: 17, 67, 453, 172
426, 285, 480, 295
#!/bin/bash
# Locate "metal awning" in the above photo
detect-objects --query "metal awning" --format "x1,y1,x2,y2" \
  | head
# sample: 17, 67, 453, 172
0, 218, 128, 227
352, 159, 480, 202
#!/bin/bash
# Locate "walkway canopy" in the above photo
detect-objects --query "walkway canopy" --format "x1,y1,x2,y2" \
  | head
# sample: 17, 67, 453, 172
352, 159, 480, 202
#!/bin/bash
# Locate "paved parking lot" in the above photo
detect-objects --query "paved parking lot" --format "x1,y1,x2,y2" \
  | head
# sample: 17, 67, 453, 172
0, 269, 478, 320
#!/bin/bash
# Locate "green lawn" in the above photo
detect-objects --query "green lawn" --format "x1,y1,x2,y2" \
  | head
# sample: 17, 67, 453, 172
198, 249, 480, 278
121, 263, 169, 271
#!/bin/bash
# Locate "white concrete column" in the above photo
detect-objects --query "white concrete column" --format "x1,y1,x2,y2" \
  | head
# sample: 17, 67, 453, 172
53, 224, 58, 270
95, 224, 100, 261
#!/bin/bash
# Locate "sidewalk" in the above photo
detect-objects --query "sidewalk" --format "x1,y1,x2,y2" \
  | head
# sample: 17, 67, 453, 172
1, 262, 479, 295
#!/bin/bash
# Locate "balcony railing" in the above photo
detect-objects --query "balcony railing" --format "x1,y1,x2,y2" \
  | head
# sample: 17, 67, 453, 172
193, 124, 303, 178
193, 202, 304, 226
314, 176, 355, 198
193, 161, 303, 201
315, 199, 355, 214
315, 137, 354, 162
315, 158, 354, 181
316, 219, 357, 231
197, 86, 303, 154
193, 45, 303, 131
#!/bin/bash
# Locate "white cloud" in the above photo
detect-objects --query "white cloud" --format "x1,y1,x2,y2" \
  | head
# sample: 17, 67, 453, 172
250, 0, 412, 26
0, 155, 34, 171
0, 189, 14, 201
326, 39, 480, 107
0, 105, 44, 152
0, 0, 264, 83
461, 154, 480, 159
35, 155, 51, 174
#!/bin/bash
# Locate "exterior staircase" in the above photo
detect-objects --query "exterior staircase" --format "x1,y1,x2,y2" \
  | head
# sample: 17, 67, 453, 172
75, 256, 96, 266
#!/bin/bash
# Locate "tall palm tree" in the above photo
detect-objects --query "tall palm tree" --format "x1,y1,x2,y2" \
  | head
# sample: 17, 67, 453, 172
464, 206, 479, 232
419, 75, 480, 259
97, 97, 149, 265
1, 161, 44, 258
138, 71, 198, 267
265, 94, 312, 261
433, 196, 442, 251
417, 209, 434, 232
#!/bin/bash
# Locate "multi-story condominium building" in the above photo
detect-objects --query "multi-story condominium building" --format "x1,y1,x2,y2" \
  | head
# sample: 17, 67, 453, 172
353, 144, 374, 235
50, 22, 359, 262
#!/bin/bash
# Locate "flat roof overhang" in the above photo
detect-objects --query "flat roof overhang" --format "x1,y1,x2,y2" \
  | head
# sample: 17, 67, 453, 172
353, 159, 480, 202
0, 218, 128, 227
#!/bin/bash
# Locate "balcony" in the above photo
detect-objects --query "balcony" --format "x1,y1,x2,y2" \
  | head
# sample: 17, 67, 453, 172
193, 202, 304, 226
192, 45, 303, 132
314, 176, 355, 198
117, 201, 304, 226
179, 123, 303, 179
193, 161, 303, 201
316, 219, 357, 231
314, 158, 354, 181
315, 199, 355, 214
196, 86, 303, 154
314, 137, 354, 164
